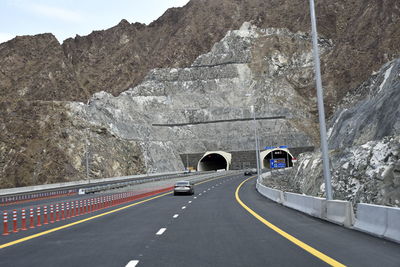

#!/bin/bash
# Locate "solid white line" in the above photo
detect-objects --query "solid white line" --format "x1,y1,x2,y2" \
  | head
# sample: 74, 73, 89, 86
125, 260, 139, 267
156, 228, 167, 235
182, 206, 186, 209
173, 214, 179, 218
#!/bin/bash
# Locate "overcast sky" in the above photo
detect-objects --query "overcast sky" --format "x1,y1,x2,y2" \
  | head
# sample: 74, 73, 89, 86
0, 0, 190, 44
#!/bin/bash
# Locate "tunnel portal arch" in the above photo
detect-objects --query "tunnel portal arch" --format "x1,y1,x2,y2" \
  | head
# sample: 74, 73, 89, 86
197, 151, 232, 171
260, 148, 294, 169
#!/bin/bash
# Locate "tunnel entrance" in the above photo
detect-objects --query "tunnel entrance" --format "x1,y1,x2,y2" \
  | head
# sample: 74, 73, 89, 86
197, 151, 231, 171
262, 149, 293, 169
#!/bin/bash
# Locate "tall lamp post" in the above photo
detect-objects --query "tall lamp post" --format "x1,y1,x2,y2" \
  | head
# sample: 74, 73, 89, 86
252, 105, 261, 180
246, 85, 261, 180
309, 0, 333, 200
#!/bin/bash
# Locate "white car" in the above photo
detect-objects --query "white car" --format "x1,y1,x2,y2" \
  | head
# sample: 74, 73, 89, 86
173, 181, 194, 195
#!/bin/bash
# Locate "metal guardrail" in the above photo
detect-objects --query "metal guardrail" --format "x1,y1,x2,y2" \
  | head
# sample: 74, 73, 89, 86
0, 171, 215, 204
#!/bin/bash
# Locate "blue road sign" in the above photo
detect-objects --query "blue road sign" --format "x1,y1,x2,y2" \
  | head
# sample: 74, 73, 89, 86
270, 159, 287, 169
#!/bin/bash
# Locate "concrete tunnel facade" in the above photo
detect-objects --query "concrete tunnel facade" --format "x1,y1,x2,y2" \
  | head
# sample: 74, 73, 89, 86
260, 148, 294, 169
197, 151, 232, 171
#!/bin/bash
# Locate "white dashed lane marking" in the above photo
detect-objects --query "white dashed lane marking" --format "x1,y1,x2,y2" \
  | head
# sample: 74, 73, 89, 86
188, 201, 192, 204
173, 214, 179, 218
156, 228, 167, 235
194, 197, 197, 199
182, 206, 186, 209
125, 260, 139, 267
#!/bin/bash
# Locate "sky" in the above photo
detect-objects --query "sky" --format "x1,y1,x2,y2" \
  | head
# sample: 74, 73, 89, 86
0, 0, 190, 44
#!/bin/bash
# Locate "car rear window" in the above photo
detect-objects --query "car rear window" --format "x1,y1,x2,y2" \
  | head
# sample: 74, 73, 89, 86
176, 182, 189, 186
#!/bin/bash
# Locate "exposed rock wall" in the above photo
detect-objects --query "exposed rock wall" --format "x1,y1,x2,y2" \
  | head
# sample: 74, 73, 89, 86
0, 100, 145, 188
263, 59, 400, 207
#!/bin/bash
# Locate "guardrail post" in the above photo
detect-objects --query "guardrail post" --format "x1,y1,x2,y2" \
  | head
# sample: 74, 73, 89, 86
2, 211, 9, 235
21, 209, 27, 230
36, 207, 42, 227
43, 206, 48, 224
50, 205, 54, 223
83, 199, 87, 214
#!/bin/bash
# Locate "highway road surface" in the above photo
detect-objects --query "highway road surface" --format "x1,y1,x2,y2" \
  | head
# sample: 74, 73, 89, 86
1, 172, 399, 267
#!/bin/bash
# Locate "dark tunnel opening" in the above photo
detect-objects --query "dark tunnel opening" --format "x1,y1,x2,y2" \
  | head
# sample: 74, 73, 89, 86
198, 153, 228, 171
263, 150, 293, 169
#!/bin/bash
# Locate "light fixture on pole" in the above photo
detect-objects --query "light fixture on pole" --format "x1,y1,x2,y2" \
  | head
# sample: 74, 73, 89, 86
309, 0, 333, 200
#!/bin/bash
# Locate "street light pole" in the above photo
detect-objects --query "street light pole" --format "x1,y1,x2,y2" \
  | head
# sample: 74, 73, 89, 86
251, 105, 261, 180
309, 0, 333, 200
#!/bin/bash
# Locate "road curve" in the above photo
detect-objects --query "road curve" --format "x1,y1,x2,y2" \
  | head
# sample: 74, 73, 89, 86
0, 173, 399, 267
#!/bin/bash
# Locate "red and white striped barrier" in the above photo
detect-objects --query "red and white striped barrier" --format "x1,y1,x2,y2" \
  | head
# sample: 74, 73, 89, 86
3, 211, 9, 235
1, 186, 174, 235
43, 206, 48, 225
36, 207, 42, 227
29, 208, 35, 228
50, 205, 54, 223
21, 209, 27, 230
12, 209, 18, 233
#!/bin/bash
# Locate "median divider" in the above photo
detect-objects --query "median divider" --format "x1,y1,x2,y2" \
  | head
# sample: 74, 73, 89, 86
0, 186, 173, 236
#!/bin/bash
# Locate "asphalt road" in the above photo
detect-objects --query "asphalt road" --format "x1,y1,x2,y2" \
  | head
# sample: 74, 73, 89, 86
0, 173, 399, 267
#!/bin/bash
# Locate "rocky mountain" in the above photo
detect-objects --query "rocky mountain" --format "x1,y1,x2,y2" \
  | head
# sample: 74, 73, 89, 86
0, 0, 399, 189
1, 0, 399, 110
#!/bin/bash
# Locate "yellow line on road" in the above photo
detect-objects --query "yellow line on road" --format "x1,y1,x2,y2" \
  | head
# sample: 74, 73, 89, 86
0, 172, 236, 249
235, 176, 346, 267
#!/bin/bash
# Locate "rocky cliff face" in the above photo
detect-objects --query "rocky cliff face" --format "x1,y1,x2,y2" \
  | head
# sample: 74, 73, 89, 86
69, 22, 325, 173
264, 59, 400, 207
0, 100, 145, 188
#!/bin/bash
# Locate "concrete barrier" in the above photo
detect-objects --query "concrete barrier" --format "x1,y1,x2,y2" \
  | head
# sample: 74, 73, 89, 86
326, 200, 354, 228
353, 203, 388, 237
354, 203, 400, 243
384, 206, 400, 243
256, 183, 284, 203
255, 183, 400, 243
282, 192, 326, 218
